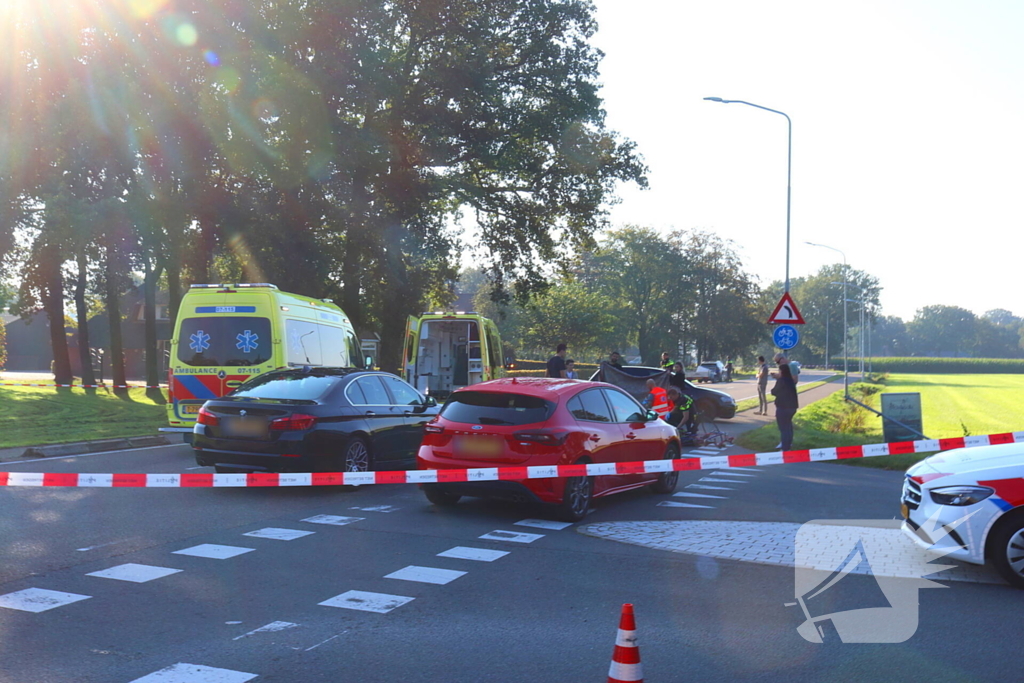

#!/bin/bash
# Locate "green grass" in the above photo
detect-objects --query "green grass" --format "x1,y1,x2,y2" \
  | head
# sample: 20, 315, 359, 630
736, 374, 1024, 470
0, 386, 168, 449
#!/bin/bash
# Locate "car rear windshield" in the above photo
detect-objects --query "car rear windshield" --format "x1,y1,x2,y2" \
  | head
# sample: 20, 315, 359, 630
177, 317, 272, 367
440, 391, 555, 426
230, 373, 340, 401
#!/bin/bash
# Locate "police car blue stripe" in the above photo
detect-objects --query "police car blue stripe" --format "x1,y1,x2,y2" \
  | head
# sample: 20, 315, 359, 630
176, 375, 218, 400
991, 497, 1014, 512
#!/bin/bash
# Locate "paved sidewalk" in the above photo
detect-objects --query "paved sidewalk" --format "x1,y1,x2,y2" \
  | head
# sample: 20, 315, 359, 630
712, 374, 855, 440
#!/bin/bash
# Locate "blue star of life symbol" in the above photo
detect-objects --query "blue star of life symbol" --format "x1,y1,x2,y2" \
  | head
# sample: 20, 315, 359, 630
236, 329, 260, 353
189, 330, 211, 354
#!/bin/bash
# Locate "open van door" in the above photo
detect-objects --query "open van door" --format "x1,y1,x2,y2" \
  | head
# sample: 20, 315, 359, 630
402, 315, 420, 383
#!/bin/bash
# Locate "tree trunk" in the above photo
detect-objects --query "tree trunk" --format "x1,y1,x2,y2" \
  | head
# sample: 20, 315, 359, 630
43, 247, 73, 385
105, 241, 127, 391
143, 253, 163, 389
74, 252, 96, 386
166, 250, 182, 330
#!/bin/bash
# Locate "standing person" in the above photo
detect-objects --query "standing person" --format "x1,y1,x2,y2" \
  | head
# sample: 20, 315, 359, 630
565, 359, 577, 379
771, 364, 799, 450
547, 343, 568, 378
725, 360, 734, 382
756, 355, 770, 415
669, 362, 687, 391
773, 352, 800, 383
661, 352, 673, 369
608, 350, 624, 369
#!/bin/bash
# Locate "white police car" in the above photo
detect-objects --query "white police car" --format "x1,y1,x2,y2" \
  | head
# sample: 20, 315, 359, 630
902, 441, 1024, 587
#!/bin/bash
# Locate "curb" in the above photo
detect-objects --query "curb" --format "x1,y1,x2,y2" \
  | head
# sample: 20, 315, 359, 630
16, 435, 174, 461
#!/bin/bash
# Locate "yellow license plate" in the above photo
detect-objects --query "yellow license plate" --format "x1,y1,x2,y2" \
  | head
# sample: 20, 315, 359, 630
900, 503, 909, 519
455, 436, 503, 457
181, 404, 202, 415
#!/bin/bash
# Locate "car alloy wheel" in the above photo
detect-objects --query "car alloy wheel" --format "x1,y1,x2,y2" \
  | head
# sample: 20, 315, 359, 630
559, 474, 592, 522
344, 437, 371, 472
650, 444, 679, 494
989, 515, 1024, 588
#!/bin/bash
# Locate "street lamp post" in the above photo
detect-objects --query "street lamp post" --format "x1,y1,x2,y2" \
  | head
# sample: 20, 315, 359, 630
806, 242, 848, 395
704, 97, 792, 292
846, 283, 867, 377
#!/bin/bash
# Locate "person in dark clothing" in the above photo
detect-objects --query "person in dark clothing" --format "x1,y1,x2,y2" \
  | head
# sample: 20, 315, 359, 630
661, 352, 673, 369
669, 362, 687, 390
547, 343, 568, 378
608, 351, 624, 369
771, 363, 799, 450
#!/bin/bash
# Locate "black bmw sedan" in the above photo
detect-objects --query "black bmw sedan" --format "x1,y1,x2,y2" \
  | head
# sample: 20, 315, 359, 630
193, 367, 439, 473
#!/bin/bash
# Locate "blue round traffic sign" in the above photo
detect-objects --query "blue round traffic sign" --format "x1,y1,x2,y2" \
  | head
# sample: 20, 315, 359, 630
773, 324, 799, 350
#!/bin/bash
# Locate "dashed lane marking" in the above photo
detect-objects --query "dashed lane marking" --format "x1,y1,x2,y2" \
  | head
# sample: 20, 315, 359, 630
710, 471, 758, 477
657, 501, 714, 509
700, 477, 749, 484
384, 565, 467, 585
301, 515, 365, 526
128, 662, 257, 682
319, 590, 415, 614
242, 528, 314, 541
0, 588, 91, 613
437, 547, 509, 562
479, 530, 545, 544
685, 484, 735, 491
86, 563, 182, 583
173, 545, 255, 560
513, 519, 573, 531
673, 492, 727, 499
349, 505, 400, 513
232, 621, 299, 641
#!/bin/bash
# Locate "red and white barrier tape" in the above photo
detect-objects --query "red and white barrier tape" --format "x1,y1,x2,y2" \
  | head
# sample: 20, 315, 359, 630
0, 383, 164, 389
2, 431, 1021, 489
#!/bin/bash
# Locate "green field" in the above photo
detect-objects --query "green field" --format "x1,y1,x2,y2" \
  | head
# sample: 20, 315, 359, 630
736, 374, 1024, 469
0, 386, 168, 449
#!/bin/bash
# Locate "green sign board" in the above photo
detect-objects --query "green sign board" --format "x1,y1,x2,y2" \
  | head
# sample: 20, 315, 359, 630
881, 392, 923, 442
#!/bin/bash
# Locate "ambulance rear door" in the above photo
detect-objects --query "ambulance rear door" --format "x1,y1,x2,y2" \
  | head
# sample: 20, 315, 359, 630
402, 315, 420, 383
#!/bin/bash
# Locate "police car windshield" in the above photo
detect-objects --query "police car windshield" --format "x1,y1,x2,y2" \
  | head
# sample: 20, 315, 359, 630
177, 317, 272, 367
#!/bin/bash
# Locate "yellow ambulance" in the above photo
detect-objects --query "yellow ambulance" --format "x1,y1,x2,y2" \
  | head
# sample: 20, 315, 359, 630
163, 283, 360, 439
402, 312, 506, 399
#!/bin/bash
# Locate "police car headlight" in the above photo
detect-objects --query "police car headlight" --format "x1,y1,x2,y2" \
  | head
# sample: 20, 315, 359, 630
929, 485, 994, 506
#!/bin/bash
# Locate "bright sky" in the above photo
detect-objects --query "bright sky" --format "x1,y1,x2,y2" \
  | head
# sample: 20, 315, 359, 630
591, 0, 1024, 321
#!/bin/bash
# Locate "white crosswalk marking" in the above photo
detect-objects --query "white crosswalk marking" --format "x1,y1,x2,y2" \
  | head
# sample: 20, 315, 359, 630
514, 519, 573, 530
658, 501, 714, 509
673, 492, 727, 499
0, 588, 91, 613
384, 565, 467, 585
686, 484, 735, 490
128, 662, 257, 682
319, 590, 414, 613
437, 547, 509, 562
479, 530, 544, 543
86, 564, 182, 583
243, 528, 314, 541
173, 545, 254, 560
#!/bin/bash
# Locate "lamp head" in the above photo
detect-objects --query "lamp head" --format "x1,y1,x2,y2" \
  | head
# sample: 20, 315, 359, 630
703, 97, 724, 102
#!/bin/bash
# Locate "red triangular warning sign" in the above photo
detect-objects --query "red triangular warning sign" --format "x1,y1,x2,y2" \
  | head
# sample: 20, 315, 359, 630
767, 292, 805, 324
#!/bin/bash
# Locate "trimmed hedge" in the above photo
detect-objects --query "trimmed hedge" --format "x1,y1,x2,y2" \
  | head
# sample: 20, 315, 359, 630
840, 357, 1024, 374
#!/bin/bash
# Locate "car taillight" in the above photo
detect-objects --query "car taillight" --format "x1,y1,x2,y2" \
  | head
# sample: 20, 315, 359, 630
197, 406, 219, 426
512, 429, 568, 446
269, 414, 317, 431
424, 423, 445, 434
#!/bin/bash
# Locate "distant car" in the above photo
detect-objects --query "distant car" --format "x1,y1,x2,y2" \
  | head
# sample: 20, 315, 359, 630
193, 368, 439, 473
417, 378, 681, 521
588, 366, 736, 421
692, 361, 725, 383
902, 442, 1024, 587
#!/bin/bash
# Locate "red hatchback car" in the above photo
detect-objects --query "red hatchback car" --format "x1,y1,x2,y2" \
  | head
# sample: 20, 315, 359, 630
416, 377, 681, 521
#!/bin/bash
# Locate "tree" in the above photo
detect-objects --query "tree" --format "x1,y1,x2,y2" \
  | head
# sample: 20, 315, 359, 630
579, 227, 685, 364
907, 305, 978, 356
675, 231, 762, 364
519, 281, 626, 361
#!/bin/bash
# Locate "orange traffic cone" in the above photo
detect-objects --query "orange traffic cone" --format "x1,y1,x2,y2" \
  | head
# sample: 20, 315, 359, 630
608, 603, 643, 683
